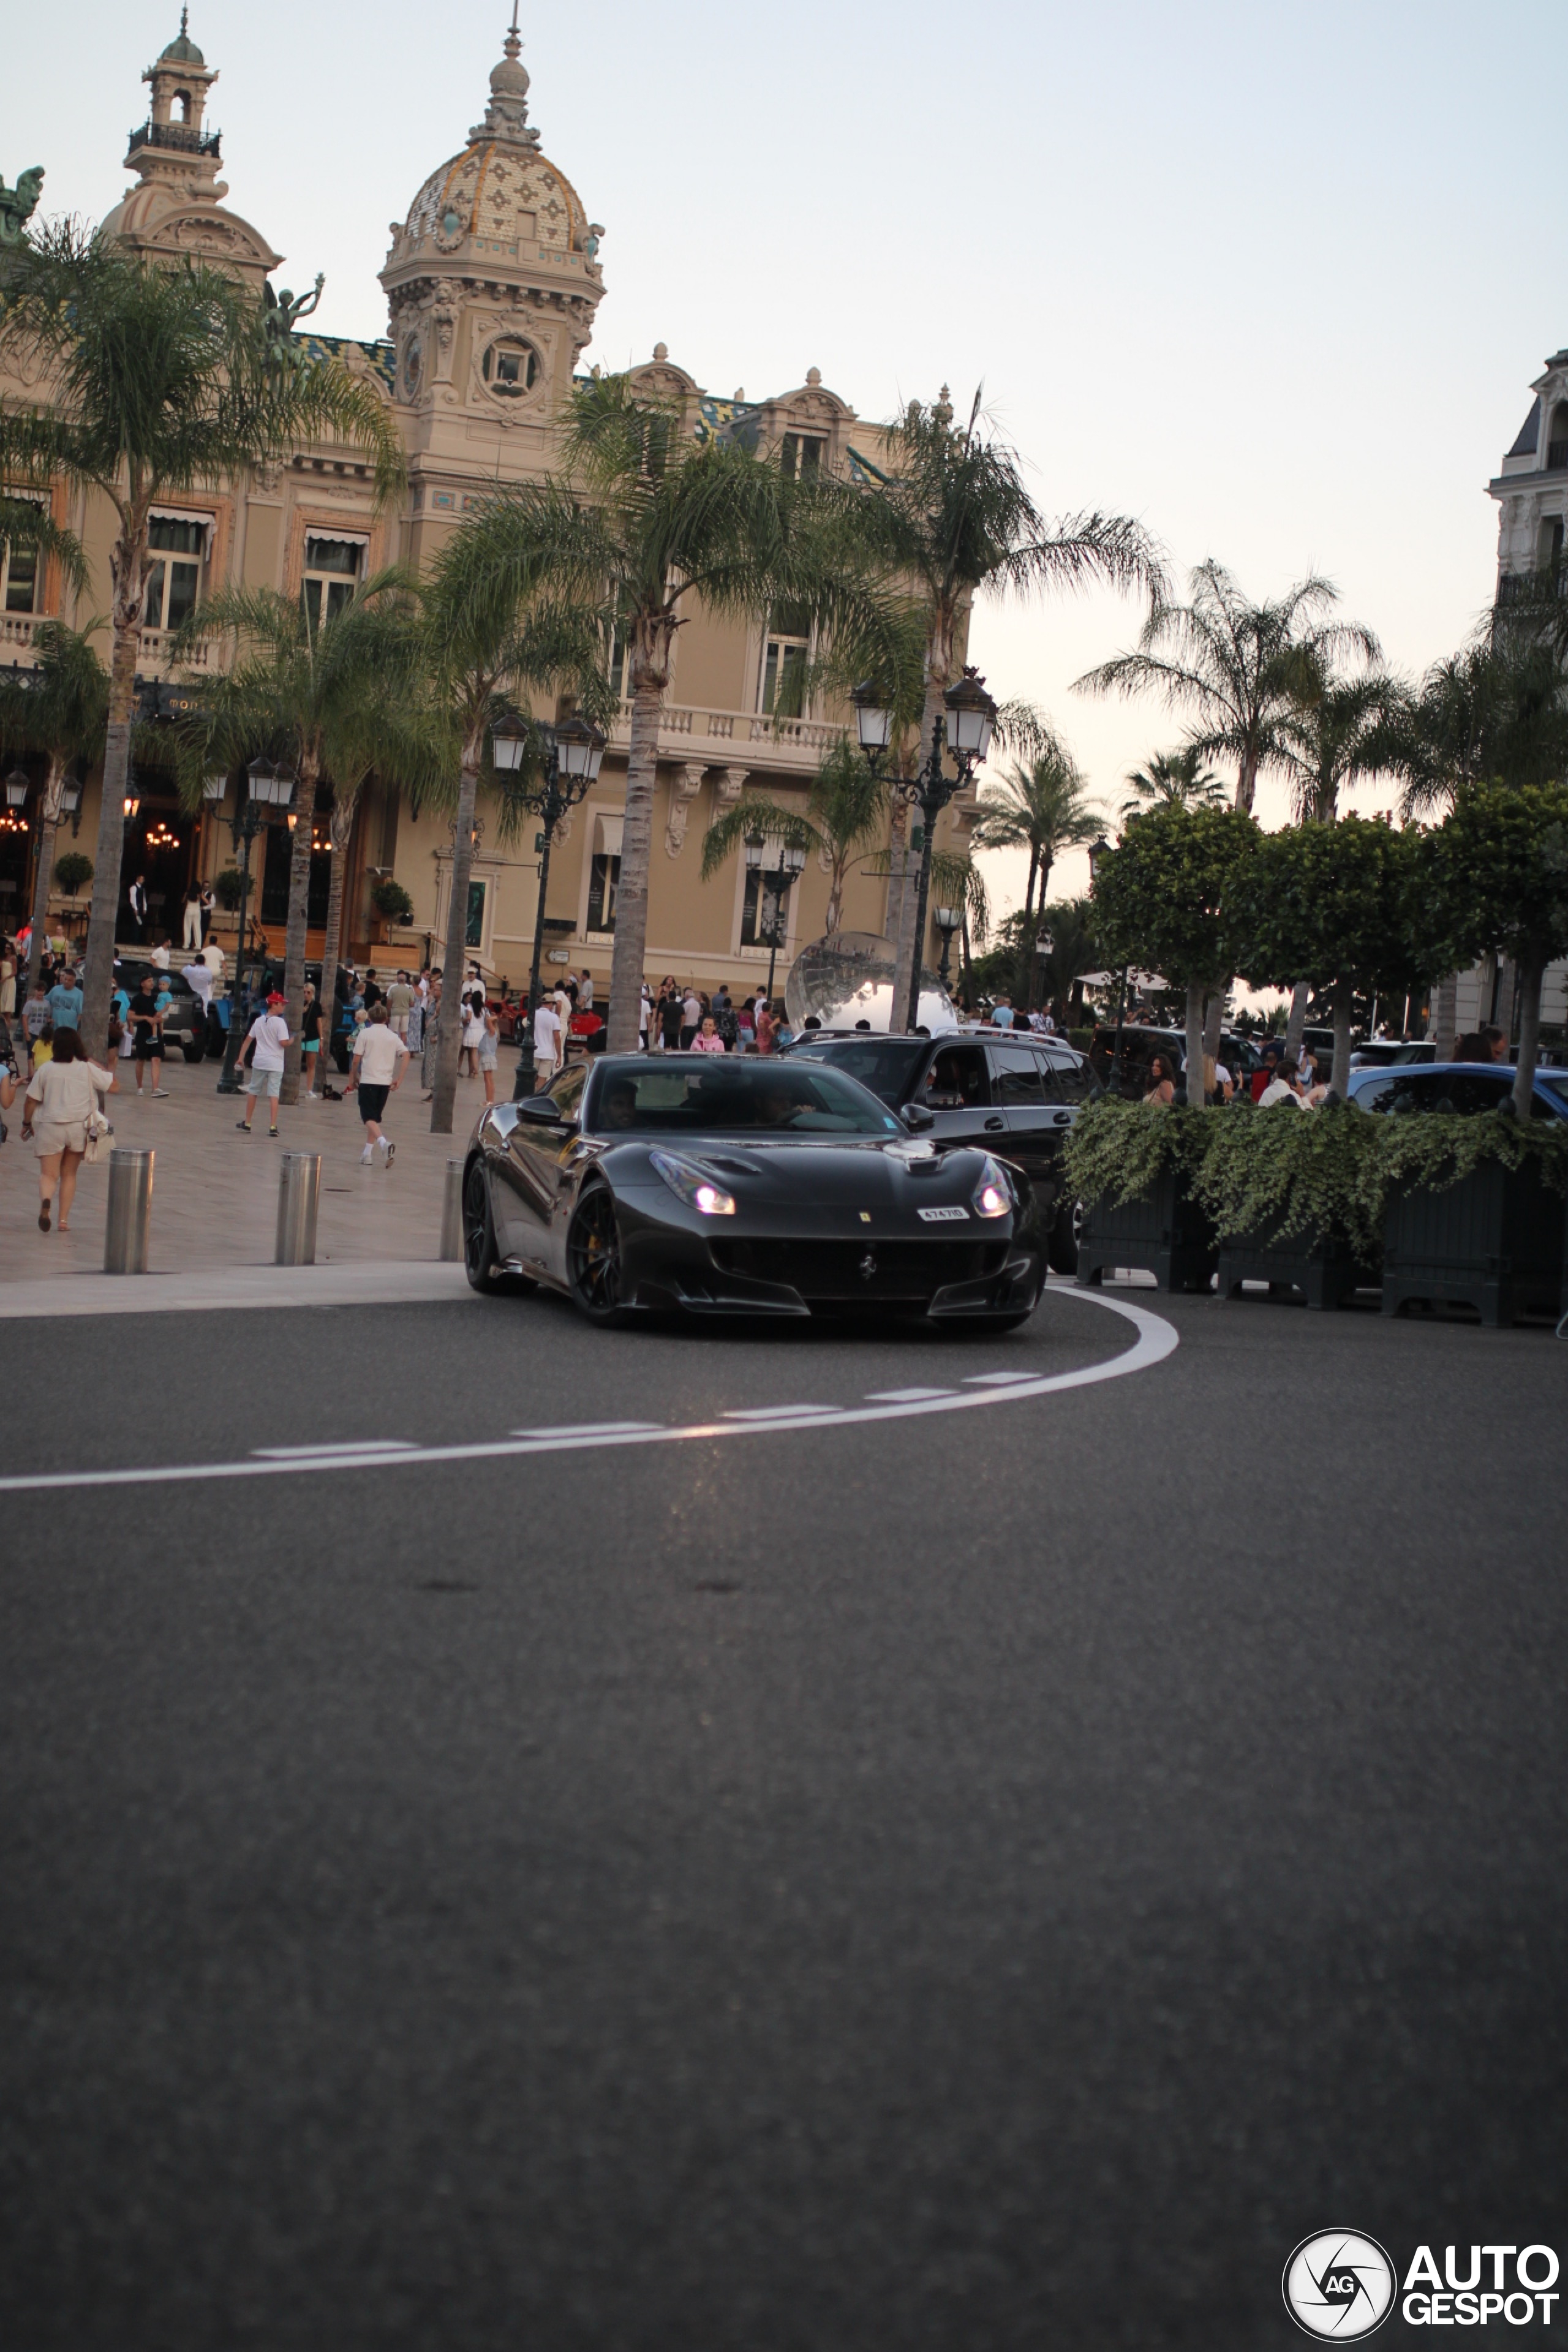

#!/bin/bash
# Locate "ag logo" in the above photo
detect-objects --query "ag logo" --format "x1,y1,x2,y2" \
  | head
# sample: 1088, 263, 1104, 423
1282, 2232, 1395, 2339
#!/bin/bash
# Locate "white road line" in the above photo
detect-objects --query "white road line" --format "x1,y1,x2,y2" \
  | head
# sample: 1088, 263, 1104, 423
0, 1293, 1177, 1498
253, 1439, 417, 1459
723, 1403, 836, 1420
864, 1387, 956, 1403
962, 1371, 1038, 1386
510, 1420, 662, 1438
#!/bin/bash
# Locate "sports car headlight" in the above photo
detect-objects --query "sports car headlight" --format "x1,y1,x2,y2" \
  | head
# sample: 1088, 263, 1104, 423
973, 1157, 1012, 1218
649, 1149, 737, 1216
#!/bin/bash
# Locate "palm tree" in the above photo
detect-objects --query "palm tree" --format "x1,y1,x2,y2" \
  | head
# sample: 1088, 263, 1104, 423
1269, 663, 1408, 1055
1036, 897, 1101, 1027
858, 388, 1161, 1014
175, 578, 430, 1101
1121, 745, 1226, 815
443, 374, 894, 1052
414, 527, 614, 1131
699, 736, 887, 935
1077, 559, 1379, 813
0, 621, 107, 1000
0, 221, 402, 1051
970, 738, 1105, 1008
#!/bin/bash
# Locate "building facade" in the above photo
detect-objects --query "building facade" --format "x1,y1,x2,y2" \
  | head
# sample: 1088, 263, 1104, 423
1, 13, 976, 997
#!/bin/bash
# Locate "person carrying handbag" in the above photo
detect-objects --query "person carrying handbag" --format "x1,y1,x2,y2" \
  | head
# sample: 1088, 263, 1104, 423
20, 1031, 116, 1233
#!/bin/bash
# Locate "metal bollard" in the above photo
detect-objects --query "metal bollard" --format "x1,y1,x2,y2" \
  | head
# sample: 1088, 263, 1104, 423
440, 1158, 466, 1261
104, 1147, 155, 1275
274, 1151, 322, 1267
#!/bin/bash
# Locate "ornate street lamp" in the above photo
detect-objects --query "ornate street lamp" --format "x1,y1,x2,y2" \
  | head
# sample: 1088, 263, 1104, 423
4, 767, 29, 810
852, 666, 997, 1030
745, 832, 807, 1010
932, 903, 960, 989
502, 710, 608, 1099
215, 760, 295, 1094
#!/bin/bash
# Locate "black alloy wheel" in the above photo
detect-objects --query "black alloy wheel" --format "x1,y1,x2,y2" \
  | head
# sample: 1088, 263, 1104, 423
462, 1159, 535, 1295
566, 1185, 628, 1325
1046, 1194, 1084, 1276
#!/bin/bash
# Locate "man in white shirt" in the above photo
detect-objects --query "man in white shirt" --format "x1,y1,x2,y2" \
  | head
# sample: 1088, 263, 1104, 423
533, 994, 562, 1083
579, 968, 594, 1011
347, 1003, 410, 1163
681, 989, 702, 1049
236, 991, 291, 1136
201, 937, 226, 981
183, 956, 214, 1016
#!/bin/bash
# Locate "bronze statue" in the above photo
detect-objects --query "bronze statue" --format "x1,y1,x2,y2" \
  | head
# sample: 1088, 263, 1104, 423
262, 272, 324, 368
0, 167, 45, 247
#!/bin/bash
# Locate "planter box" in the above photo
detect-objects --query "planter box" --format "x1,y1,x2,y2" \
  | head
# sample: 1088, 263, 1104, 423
1076, 1167, 1218, 1294
1381, 1158, 1567, 1327
1218, 1221, 1378, 1311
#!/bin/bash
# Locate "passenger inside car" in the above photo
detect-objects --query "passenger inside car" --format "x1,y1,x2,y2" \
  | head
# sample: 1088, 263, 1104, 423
923, 1046, 987, 1108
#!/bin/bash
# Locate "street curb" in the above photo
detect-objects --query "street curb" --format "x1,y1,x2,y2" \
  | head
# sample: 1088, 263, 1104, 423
0, 1261, 472, 1320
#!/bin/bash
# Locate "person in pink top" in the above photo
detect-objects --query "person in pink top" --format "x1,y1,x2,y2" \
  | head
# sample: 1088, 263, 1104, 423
692, 1015, 727, 1054
755, 1000, 778, 1055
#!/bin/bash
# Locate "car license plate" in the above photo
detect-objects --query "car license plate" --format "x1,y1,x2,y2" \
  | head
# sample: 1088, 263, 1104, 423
918, 1205, 970, 1222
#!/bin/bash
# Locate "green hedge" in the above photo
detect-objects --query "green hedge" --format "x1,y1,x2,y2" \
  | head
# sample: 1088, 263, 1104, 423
1065, 1098, 1568, 1263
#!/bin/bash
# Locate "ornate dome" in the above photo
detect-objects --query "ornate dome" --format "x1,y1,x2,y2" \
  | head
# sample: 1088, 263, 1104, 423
393, 21, 591, 263
401, 140, 589, 260
159, 7, 205, 65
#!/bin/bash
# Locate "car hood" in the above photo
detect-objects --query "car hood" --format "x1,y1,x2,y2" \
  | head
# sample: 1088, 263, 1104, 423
610, 1136, 997, 1207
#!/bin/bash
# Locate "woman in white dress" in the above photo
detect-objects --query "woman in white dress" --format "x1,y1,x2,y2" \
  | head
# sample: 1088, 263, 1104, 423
460, 988, 485, 1079
20, 1028, 116, 1233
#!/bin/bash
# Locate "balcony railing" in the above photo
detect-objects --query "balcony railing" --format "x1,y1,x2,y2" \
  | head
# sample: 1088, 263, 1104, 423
608, 698, 843, 765
1547, 442, 1568, 472
138, 628, 213, 671
1, 614, 39, 648
127, 119, 221, 160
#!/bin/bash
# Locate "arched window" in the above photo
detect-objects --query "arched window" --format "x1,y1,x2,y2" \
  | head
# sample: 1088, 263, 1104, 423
1548, 404, 1568, 471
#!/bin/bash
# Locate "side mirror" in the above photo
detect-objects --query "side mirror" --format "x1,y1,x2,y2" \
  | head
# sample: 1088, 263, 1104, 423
519, 1095, 568, 1125
902, 1102, 935, 1133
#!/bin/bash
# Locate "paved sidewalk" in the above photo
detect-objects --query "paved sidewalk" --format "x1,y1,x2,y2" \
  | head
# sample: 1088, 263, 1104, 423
1, 1049, 511, 1291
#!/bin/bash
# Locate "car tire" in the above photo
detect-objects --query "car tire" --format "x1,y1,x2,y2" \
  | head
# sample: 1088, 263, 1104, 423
183, 1041, 205, 1065
463, 1159, 535, 1297
1046, 1196, 1084, 1276
565, 1183, 630, 1327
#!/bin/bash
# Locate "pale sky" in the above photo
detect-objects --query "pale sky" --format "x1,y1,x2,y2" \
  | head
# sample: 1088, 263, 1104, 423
6, 0, 1561, 922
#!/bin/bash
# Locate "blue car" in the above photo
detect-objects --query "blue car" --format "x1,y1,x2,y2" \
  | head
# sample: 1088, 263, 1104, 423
1346, 1062, 1568, 1120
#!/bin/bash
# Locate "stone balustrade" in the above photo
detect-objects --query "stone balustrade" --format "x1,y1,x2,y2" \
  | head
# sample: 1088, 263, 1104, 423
608, 698, 842, 770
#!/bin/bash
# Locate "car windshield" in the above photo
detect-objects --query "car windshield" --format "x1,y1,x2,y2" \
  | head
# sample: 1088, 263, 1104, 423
587, 1059, 902, 1136
1537, 1072, 1568, 1109
785, 1036, 928, 1106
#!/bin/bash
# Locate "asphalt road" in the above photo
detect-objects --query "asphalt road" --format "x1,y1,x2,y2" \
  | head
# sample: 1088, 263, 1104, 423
2, 1284, 1566, 2350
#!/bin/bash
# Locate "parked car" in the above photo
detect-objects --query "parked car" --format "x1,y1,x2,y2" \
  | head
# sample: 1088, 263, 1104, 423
1087, 1022, 1264, 1099
1348, 1039, 1436, 1071
1346, 1063, 1568, 1120
786, 1028, 1092, 1272
115, 962, 213, 1063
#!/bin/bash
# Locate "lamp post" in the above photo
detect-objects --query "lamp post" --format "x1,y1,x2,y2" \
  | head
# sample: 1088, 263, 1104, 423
852, 666, 997, 1032
494, 710, 606, 1099
744, 831, 808, 1010
933, 903, 960, 990
4, 767, 28, 812
215, 760, 295, 1094
1086, 831, 1128, 1097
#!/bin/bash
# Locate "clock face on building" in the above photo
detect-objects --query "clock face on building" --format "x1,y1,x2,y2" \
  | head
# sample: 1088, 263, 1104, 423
481, 336, 541, 399
402, 332, 423, 399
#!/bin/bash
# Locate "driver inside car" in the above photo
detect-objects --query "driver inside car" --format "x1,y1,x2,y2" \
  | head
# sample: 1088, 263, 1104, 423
924, 1050, 979, 1109
600, 1077, 639, 1130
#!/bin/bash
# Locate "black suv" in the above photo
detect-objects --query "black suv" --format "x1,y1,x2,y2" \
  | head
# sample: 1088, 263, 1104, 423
787, 1029, 1093, 1272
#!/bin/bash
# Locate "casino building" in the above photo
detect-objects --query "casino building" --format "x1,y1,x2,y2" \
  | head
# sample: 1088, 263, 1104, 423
0, 13, 978, 995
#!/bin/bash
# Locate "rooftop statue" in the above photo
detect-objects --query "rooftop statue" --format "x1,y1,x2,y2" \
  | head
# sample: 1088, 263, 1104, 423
262, 273, 324, 368
0, 167, 45, 247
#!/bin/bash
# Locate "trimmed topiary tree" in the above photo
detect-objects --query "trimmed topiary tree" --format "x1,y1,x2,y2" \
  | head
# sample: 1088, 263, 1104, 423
370, 878, 415, 925
1089, 802, 1261, 1100
1427, 782, 1568, 1117
53, 850, 93, 896
1231, 816, 1439, 1098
